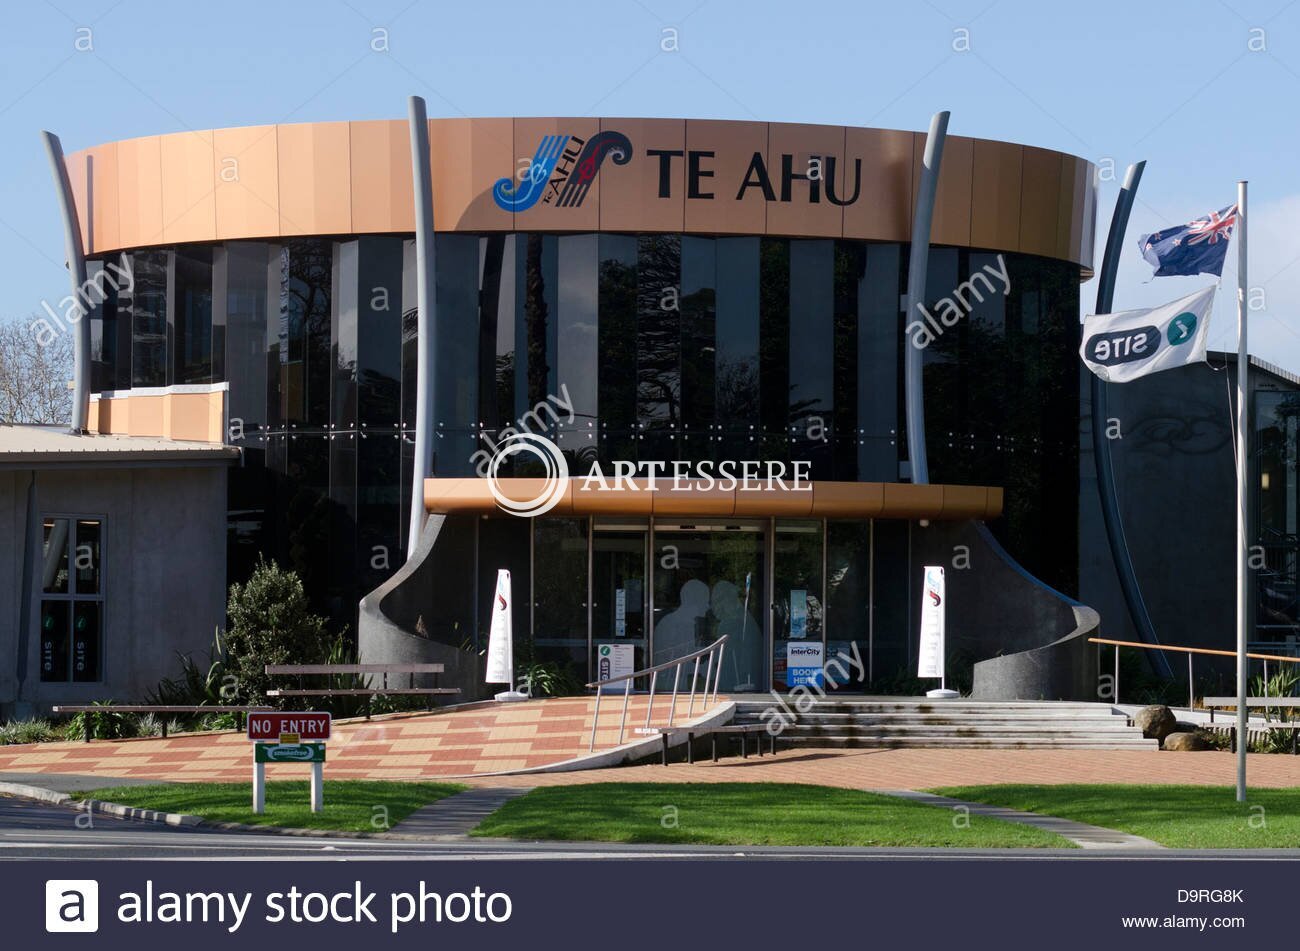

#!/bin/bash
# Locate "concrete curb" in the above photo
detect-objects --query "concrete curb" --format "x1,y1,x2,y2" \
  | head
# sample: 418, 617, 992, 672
0, 781, 71, 806
0, 780, 505, 841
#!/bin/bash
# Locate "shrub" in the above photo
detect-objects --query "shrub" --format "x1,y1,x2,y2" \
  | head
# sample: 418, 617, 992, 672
518, 661, 583, 698
223, 558, 333, 709
147, 630, 235, 708
0, 718, 59, 745
65, 702, 138, 741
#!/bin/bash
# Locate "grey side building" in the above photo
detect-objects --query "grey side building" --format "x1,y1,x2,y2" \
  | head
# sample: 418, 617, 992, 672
0, 426, 236, 717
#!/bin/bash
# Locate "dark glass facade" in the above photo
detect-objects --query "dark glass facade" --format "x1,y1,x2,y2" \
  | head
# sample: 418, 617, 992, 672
86, 234, 1081, 644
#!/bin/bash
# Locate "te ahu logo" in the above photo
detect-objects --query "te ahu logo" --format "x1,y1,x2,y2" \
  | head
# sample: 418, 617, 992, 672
494, 131, 632, 212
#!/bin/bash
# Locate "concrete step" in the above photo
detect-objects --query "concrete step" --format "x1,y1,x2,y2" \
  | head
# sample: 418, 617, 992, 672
732, 713, 1131, 726
763, 723, 1140, 737
775, 735, 1158, 750
733, 702, 1118, 715
727, 698, 1150, 750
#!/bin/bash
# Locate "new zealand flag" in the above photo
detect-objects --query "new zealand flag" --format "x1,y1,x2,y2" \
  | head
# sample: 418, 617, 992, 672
1137, 204, 1237, 277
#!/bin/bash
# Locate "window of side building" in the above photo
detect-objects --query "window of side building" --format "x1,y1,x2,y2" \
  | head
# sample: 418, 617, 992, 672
38, 517, 104, 683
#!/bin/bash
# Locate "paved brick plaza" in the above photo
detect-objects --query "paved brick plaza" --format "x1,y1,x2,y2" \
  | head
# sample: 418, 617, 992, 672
0, 697, 703, 781
0, 698, 1297, 790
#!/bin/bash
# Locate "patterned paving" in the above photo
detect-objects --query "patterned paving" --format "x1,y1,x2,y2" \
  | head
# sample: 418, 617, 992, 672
4, 700, 1298, 792
0, 697, 722, 782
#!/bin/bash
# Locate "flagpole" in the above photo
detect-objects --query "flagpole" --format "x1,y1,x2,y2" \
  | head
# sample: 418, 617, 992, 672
1235, 180, 1249, 803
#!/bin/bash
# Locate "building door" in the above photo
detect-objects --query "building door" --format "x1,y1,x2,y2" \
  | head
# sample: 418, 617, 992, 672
651, 523, 766, 693
591, 524, 649, 684
772, 519, 826, 691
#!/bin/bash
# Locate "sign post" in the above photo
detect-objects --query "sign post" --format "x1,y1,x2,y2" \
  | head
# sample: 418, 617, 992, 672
486, 569, 528, 701
247, 712, 331, 814
917, 566, 957, 699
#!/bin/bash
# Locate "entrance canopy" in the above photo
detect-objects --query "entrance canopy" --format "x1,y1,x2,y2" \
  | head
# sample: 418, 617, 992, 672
424, 478, 1003, 520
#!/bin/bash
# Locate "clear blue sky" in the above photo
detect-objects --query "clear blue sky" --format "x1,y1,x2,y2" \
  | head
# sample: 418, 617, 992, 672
4, 0, 1298, 368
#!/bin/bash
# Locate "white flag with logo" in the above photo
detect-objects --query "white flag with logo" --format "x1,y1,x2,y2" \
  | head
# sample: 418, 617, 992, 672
917, 566, 945, 680
485, 569, 513, 685
1080, 285, 1215, 383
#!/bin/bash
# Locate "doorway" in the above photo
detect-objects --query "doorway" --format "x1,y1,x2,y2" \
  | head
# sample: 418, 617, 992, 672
651, 522, 766, 693
591, 524, 649, 682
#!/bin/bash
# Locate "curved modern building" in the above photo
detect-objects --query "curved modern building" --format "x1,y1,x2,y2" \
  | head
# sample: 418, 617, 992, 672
9, 116, 1103, 708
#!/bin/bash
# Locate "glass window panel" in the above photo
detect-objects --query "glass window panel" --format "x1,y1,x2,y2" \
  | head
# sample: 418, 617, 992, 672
333, 239, 360, 433
788, 239, 834, 421
128, 250, 168, 387
832, 242, 864, 479
598, 235, 639, 454
72, 601, 101, 682
478, 234, 515, 433
39, 600, 69, 683
636, 234, 682, 431
278, 239, 332, 427
74, 520, 101, 595
871, 519, 911, 683
857, 242, 901, 482
41, 518, 69, 593
715, 237, 760, 431
357, 430, 404, 596
517, 234, 559, 410
680, 236, 716, 436
87, 259, 124, 392
217, 243, 271, 439
555, 234, 599, 442
789, 239, 835, 477
532, 518, 588, 679
435, 234, 481, 475
772, 519, 824, 691
171, 246, 213, 385
218, 242, 271, 439
401, 238, 418, 434
356, 237, 404, 429
758, 238, 790, 436
827, 520, 870, 689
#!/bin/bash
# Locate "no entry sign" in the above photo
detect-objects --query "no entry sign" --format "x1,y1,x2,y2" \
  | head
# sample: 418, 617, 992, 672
247, 711, 331, 742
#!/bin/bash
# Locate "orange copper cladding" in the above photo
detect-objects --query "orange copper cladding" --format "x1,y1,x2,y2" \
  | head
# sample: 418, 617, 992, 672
65, 118, 1095, 274
423, 477, 1003, 520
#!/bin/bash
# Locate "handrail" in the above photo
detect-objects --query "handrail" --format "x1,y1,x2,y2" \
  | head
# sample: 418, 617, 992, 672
585, 635, 729, 689
1088, 637, 1300, 711
1088, 638, 1300, 664
586, 635, 728, 752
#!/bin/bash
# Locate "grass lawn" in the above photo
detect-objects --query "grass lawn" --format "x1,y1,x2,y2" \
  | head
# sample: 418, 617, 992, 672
471, 782, 1072, 848
75, 780, 466, 833
935, 784, 1300, 849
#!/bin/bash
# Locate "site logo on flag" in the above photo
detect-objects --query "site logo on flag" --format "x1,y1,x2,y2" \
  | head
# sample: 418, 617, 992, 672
1080, 285, 1216, 383
1137, 204, 1237, 277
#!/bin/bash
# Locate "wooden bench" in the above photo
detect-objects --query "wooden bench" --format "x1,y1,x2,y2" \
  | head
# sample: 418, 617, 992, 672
52, 705, 272, 741
1203, 697, 1300, 753
264, 664, 460, 718
635, 722, 775, 765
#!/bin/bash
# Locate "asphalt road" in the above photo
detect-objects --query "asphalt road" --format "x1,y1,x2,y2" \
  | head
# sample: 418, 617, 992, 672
6, 795, 1300, 861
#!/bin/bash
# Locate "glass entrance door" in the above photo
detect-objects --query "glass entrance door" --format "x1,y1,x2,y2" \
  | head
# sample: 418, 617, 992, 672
652, 524, 765, 693
592, 526, 649, 682
772, 519, 825, 691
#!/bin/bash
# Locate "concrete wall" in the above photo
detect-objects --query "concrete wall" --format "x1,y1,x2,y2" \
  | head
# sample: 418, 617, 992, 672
358, 515, 486, 703
1078, 359, 1266, 668
911, 519, 1098, 700
0, 464, 228, 718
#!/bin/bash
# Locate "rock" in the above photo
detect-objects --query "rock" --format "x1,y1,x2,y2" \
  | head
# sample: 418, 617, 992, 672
1173, 721, 1202, 734
1163, 731, 1210, 752
1135, 705, 1177, 743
